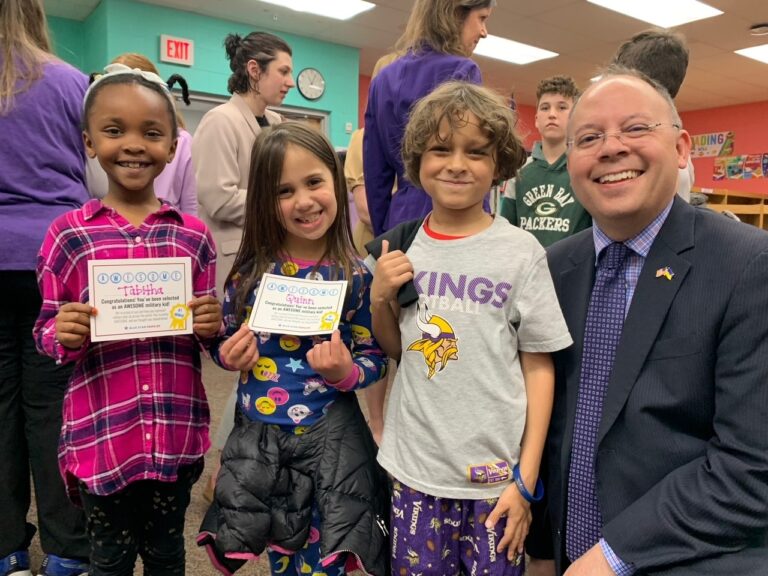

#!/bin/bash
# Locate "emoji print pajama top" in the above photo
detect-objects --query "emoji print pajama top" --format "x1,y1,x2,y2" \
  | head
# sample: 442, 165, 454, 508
215, 257, 387, 428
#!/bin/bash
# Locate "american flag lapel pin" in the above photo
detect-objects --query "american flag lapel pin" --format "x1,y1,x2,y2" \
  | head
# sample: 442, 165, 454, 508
655, 266, 675, 280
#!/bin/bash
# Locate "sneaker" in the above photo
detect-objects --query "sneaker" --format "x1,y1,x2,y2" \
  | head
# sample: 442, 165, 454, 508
37, 555, 89, 576
0, 551, 32, 576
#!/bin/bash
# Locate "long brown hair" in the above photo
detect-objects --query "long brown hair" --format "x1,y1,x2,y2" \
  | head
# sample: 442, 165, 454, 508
229, 122, 360, 321
394, 0, 495, 56
0, 0, 53, 114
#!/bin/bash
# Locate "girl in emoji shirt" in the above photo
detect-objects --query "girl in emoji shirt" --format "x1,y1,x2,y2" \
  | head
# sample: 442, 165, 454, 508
205, 123, 387, 576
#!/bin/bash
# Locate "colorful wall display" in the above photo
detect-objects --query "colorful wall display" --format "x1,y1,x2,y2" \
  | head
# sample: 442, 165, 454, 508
713, 154, 768, 180
691, 131, 735, 158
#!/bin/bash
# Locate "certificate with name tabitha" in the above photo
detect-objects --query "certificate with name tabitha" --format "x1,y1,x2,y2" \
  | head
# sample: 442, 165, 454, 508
248, 273, 347, 336
88, 257, 194, 342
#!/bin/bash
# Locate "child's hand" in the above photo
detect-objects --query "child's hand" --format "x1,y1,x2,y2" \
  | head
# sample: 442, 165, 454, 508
55, 302, 96, 350
370, 240, 413, 306
189, 295, 222, 338
485, 482, 533, 560
306, 329, 354, 384
219, 323, 260, 372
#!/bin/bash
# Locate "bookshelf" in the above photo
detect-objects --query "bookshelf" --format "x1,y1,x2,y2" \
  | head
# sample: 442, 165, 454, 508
693, 187, 768, 231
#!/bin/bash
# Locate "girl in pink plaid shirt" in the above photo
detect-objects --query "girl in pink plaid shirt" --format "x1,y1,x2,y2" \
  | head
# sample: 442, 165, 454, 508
34, 66, 222, 576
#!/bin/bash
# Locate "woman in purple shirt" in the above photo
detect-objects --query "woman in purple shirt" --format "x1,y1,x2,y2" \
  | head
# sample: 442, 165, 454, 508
363, 0, 495, 237
0, 1, 89, 575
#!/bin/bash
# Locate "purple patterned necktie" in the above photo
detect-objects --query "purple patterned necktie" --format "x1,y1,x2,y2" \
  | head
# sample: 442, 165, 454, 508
566, 241, 629, 561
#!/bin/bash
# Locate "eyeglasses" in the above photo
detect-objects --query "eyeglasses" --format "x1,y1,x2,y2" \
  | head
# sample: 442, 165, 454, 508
567, 122, 681, 152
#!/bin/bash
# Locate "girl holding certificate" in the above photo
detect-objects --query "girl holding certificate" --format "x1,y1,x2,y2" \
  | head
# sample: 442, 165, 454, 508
33, 65, 222, 576
197, 123, 389, 576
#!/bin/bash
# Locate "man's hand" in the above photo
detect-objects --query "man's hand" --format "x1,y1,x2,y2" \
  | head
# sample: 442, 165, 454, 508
564, 543, 615, 576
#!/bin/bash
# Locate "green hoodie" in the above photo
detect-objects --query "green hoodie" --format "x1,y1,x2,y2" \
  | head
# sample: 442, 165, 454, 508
499, 142, 592, 246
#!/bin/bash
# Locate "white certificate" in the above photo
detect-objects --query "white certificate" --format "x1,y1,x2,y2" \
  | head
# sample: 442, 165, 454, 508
88, 257, 194, 342
247, 273, 347, 336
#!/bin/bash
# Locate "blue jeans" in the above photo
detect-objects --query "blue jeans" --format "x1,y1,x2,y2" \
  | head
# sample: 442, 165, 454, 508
0, 271, 88, 559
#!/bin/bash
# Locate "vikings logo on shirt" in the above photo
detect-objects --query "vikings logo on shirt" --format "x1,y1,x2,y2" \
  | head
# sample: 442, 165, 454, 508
407, 303, 458, 380
468, 460, 511, 484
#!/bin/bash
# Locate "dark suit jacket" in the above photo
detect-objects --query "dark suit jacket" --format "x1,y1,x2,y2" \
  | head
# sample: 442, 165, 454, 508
542, 198, 768, 575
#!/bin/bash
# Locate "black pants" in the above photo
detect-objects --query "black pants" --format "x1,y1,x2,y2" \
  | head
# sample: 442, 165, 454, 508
0, 270, 89, 558
79, 459, 203, 576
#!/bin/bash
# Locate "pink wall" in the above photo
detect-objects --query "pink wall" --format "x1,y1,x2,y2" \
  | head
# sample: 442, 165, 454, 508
514, 104, 537, 151
680, 101, 768, 196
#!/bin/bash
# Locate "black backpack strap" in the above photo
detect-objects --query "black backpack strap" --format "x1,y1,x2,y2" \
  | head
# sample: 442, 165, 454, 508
365, 218, 424, 307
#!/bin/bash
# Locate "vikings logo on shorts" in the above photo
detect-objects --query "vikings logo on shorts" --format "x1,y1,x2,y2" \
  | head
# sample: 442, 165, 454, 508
407, 303, 458, 379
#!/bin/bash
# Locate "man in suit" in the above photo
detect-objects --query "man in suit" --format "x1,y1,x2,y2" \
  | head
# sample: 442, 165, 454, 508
539, 67, 768, 575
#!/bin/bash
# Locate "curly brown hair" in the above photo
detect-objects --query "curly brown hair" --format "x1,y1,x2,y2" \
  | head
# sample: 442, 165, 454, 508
536, 75, 580, 103
402, 81, 526, 189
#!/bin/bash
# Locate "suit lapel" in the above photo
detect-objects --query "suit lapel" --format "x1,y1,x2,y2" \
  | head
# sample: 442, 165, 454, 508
597, 199, 695, 442
556, 234, 596, 481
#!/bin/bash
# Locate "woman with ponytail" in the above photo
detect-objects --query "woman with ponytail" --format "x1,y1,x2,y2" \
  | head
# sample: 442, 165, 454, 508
193, 32, 295, 296
191, 32, 295, 500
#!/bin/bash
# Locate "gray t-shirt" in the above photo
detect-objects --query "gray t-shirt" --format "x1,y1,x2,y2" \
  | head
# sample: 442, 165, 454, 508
371, 217, 572, 499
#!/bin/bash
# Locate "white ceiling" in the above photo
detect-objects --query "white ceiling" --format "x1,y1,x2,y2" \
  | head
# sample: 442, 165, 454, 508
45, 0, 768, 111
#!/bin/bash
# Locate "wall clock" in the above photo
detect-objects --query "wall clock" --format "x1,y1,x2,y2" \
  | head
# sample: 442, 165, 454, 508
297, 67, 326, 101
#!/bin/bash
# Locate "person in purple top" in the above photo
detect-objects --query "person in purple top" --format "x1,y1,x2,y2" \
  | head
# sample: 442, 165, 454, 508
0, 1, 90, 576
363, 0, 495, 237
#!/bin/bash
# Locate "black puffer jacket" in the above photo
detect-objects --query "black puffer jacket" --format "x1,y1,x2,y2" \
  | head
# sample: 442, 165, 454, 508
198, 392, 390, 576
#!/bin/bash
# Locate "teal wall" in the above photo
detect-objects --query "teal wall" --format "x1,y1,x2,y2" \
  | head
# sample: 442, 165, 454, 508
48, 16, 84, 69
47, 0, 360, 146
81, 1, 110, 76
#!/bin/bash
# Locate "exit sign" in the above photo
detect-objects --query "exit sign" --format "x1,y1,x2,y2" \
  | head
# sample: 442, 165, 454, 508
160, 35, 194, 66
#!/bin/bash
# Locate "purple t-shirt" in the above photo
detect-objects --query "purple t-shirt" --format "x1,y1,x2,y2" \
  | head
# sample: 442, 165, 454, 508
363, 47, 482, 236
0, 59, 88, 270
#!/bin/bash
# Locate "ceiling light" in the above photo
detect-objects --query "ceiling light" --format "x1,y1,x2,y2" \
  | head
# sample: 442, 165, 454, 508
735, 43, 768, 64
749, 23, 768, 36
586, 0, 722, 27
473, 35, 558, 65
258, 0, 375, 21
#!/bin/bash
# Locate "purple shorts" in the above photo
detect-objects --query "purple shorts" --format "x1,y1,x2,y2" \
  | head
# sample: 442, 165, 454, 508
390, 479, 525, 576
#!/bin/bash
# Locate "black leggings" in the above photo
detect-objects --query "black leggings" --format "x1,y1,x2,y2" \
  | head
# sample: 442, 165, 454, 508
79, 459, 203, 576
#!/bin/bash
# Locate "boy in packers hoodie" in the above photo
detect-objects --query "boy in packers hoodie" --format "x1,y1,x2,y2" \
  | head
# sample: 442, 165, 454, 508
498, 75, 591, 246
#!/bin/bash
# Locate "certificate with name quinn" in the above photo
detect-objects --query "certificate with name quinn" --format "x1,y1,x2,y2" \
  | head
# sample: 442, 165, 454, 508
88, 257, 194, 342
248, 273, 347, 336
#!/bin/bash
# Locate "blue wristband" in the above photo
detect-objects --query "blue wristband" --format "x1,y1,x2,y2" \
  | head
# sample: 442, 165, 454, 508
513, 464, 544, 503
